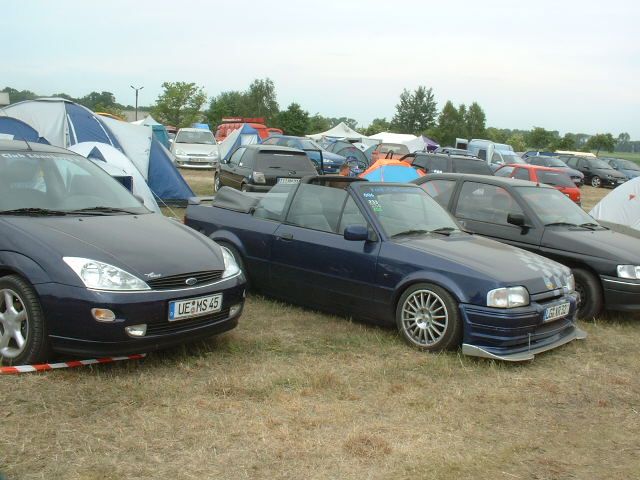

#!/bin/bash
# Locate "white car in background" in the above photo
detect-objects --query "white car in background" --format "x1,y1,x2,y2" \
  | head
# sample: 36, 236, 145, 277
170, 128, 219, 169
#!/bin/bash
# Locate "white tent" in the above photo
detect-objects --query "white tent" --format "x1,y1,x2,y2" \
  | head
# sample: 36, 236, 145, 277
307, 122, 379, 147
131, 115, 161, 126
589, 177, 640, 231
368, 132, 417, 144
68, 142, 160, 213
218, 124, 260, 161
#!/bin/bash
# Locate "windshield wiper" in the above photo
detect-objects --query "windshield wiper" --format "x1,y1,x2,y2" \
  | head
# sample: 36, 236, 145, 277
545, 222, 578, 227
429, 227, 458, 236
578, 222, 602, 230
67, 206, 138, 215
0, 207, 70, 216
391, 229, 429, 238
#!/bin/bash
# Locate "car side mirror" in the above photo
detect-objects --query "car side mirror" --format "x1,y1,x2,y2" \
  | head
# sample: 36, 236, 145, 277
507, 213, 530, 232
344, 225, 369, 241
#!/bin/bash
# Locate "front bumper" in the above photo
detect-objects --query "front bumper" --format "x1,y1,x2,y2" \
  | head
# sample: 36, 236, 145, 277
459, 292, 584, 361
175, 155, 218, 169
243, 183, 273, 193
35, 274, 246, 357
601, 177, 626, 188
601, 275, 640, 312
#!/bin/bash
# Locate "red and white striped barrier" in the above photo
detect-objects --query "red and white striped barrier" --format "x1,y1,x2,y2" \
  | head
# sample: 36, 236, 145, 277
0, 353, 146, 375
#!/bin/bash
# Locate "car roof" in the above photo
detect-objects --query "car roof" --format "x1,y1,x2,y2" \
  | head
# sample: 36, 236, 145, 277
415, 172, 554, 189
507, 164, 563, 172
415, 152, 485, 162
177, 128, 213, 133
0, 139, 78, 155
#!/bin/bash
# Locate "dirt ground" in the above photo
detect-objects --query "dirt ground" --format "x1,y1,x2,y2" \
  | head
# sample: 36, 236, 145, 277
2, 169, 639, 480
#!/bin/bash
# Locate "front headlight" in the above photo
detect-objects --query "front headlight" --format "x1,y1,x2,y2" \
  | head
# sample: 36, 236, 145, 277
175, 149, 186, 156
617, 265, 640, 279
63, 257, 150, 291
221, 247, 240, 278
487, 286, 529, 308
209, 150, 219, 158
252, 172, 266, 184
564, 274, 575, 293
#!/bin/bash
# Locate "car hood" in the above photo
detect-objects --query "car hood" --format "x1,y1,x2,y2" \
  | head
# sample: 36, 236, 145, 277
173, 143, 218, 155
594, 168, 626, 179
542, 227, 640, 265
620, 169, 640, 178
321, 151, 346, 164
2, 214, 224, 282
395, 233, 571, 294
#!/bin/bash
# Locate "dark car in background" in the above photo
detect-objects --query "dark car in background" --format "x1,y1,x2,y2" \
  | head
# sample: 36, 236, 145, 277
0, 140, 245, 365
602, 157, 640, 180
526, 155, 584, 186
405, 152, 493, 176
563, 156, 627, 188
215, 144, 318, 193
434, 147, 479, 157
415, 173, 640, 319
186, 175, 584, 361
262, 135, 346, 174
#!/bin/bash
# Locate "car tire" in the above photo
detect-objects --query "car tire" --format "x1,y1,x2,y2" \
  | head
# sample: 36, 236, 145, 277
0, 275, 49, 365
573, 268, 603, 319
213, 172, 221, 193
590, 176, 602, 188
395, 283, 462, 351
217, 242, 250, 289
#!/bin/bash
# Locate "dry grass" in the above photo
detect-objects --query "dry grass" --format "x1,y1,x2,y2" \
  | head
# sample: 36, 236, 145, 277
2, 169, 639, 480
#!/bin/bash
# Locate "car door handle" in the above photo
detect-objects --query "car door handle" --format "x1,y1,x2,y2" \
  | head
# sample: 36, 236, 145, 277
277, 233, 294, 241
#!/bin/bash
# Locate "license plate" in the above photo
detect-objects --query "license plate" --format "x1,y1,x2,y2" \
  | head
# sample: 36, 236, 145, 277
169, 294, 222, 321
277, 177, 300, 184
543, 302, 570, 323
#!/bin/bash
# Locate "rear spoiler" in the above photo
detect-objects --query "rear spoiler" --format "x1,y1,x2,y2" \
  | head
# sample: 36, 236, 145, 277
188, 196, 215, 205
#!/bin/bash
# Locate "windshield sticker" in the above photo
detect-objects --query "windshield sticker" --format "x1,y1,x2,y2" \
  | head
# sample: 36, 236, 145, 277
1, 153, 62, 160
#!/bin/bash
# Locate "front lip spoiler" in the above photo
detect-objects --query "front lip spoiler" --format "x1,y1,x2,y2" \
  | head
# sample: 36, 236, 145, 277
462, 326, 587, 362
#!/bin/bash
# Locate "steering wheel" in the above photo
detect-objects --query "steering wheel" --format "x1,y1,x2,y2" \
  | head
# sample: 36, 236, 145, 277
346, 158, 368, 176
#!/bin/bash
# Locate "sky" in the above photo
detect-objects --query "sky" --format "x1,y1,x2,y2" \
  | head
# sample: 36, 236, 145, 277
2, 0, 639, 137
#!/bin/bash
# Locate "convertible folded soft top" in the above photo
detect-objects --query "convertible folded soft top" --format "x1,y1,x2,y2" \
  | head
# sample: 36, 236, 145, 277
211, 187, 262, 213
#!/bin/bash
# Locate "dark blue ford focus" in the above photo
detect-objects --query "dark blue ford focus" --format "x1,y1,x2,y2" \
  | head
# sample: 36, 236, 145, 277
0, 140, 245, 365
186, 175, 586, 361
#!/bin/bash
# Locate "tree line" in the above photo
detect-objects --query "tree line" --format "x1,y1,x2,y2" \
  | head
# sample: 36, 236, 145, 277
2, 83, 633, 154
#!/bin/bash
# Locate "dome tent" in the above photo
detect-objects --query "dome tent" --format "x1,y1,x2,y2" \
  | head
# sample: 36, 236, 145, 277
218, 123, 261, 161
590, 176, 640, 232
0, 99, 193, 205
0, 116, 50, 144
68, 142, 160, 213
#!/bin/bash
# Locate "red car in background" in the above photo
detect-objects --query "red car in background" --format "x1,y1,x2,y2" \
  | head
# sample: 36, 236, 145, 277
495, 164, 581, 204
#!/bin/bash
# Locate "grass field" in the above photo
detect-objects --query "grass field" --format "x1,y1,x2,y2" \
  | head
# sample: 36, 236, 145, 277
2, 169, 639, 480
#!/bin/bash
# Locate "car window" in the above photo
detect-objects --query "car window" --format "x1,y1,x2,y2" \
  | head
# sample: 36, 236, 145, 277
455, 182, 523, 226
338, 196, 368, 234
425, 157, 448, 173
530, 158, 543, 166
537, 171, 574, 187
286, 183, 348, 233
262, 138, 279, 145
495, 166, 515, 177
283, 139, 299, 148
565, 157, 577, 167
228, 148, 245, 166
578, 159, 588, 169
491, 152, 503, 165
239, 154, 254, 169
513, 168, 530, 181
419, 179, 457, 207
255, 151, 315, 171
252, 183, 296, 222
477, 149, 487, 161
452, 159, 492, 175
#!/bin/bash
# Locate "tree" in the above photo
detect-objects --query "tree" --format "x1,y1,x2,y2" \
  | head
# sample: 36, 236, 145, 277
245, 78, 279, 124
433, 101, 464, 147
616, 132, 631, 152
457, 104, 468, 137
506, 133, 526, 152
526, 127, 557, 149
465, 102, 486, 139
151, 82, 207, 127
552, 133, 577, 151
390, 86, 437, 134
1, 87, 37, 103
307, 114, 331, 134
77, 91, 124, 116
277, 102, 309, 136
485, 127, 509, 143
586, 133, 615, 154
206, 90, 247, 127
363, 118, 390, 136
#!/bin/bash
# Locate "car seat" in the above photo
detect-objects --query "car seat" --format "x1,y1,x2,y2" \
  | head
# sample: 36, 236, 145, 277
288, 195, 332, 232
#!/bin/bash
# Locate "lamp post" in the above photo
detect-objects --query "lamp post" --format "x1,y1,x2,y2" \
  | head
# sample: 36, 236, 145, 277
130, 85, 144, 121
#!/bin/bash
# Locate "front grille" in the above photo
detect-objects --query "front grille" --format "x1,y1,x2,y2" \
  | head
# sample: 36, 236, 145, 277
147, 271, 223, 290
146, 308, 231, 336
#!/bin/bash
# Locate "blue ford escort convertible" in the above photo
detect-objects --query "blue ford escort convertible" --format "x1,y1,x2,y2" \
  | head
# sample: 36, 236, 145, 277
186, 176, 586, 361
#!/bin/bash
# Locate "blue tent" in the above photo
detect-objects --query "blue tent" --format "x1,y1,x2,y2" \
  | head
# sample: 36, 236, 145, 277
1, 99, 194, 204
0, 116, 49, 144
218, 123, 261, 162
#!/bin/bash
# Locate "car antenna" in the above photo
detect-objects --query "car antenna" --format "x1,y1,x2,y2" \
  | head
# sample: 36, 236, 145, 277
12, 134, 33, 151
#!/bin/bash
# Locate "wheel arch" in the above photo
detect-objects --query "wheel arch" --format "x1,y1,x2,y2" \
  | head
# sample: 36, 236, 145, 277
391, 271, 468, 314
0, 252, 51, 284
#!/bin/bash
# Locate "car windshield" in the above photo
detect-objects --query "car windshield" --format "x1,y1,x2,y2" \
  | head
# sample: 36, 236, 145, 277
546, 158, 568, 167
618, 159, 640, 171
358, 185, 458, 237
299, 139, 322, 150
175, 130, 216, 145
537, 171, 574, 187
591, 159, 614, 169
0, 152, 148, 215
516, 186, 594, 226
501, 153, 526, 164
453, 159, 492, 174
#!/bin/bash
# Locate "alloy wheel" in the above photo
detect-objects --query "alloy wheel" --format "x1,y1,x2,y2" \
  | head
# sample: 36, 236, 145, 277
0, 289, 29, 359
401, 289, 449, 346
591, 176, 601, 188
